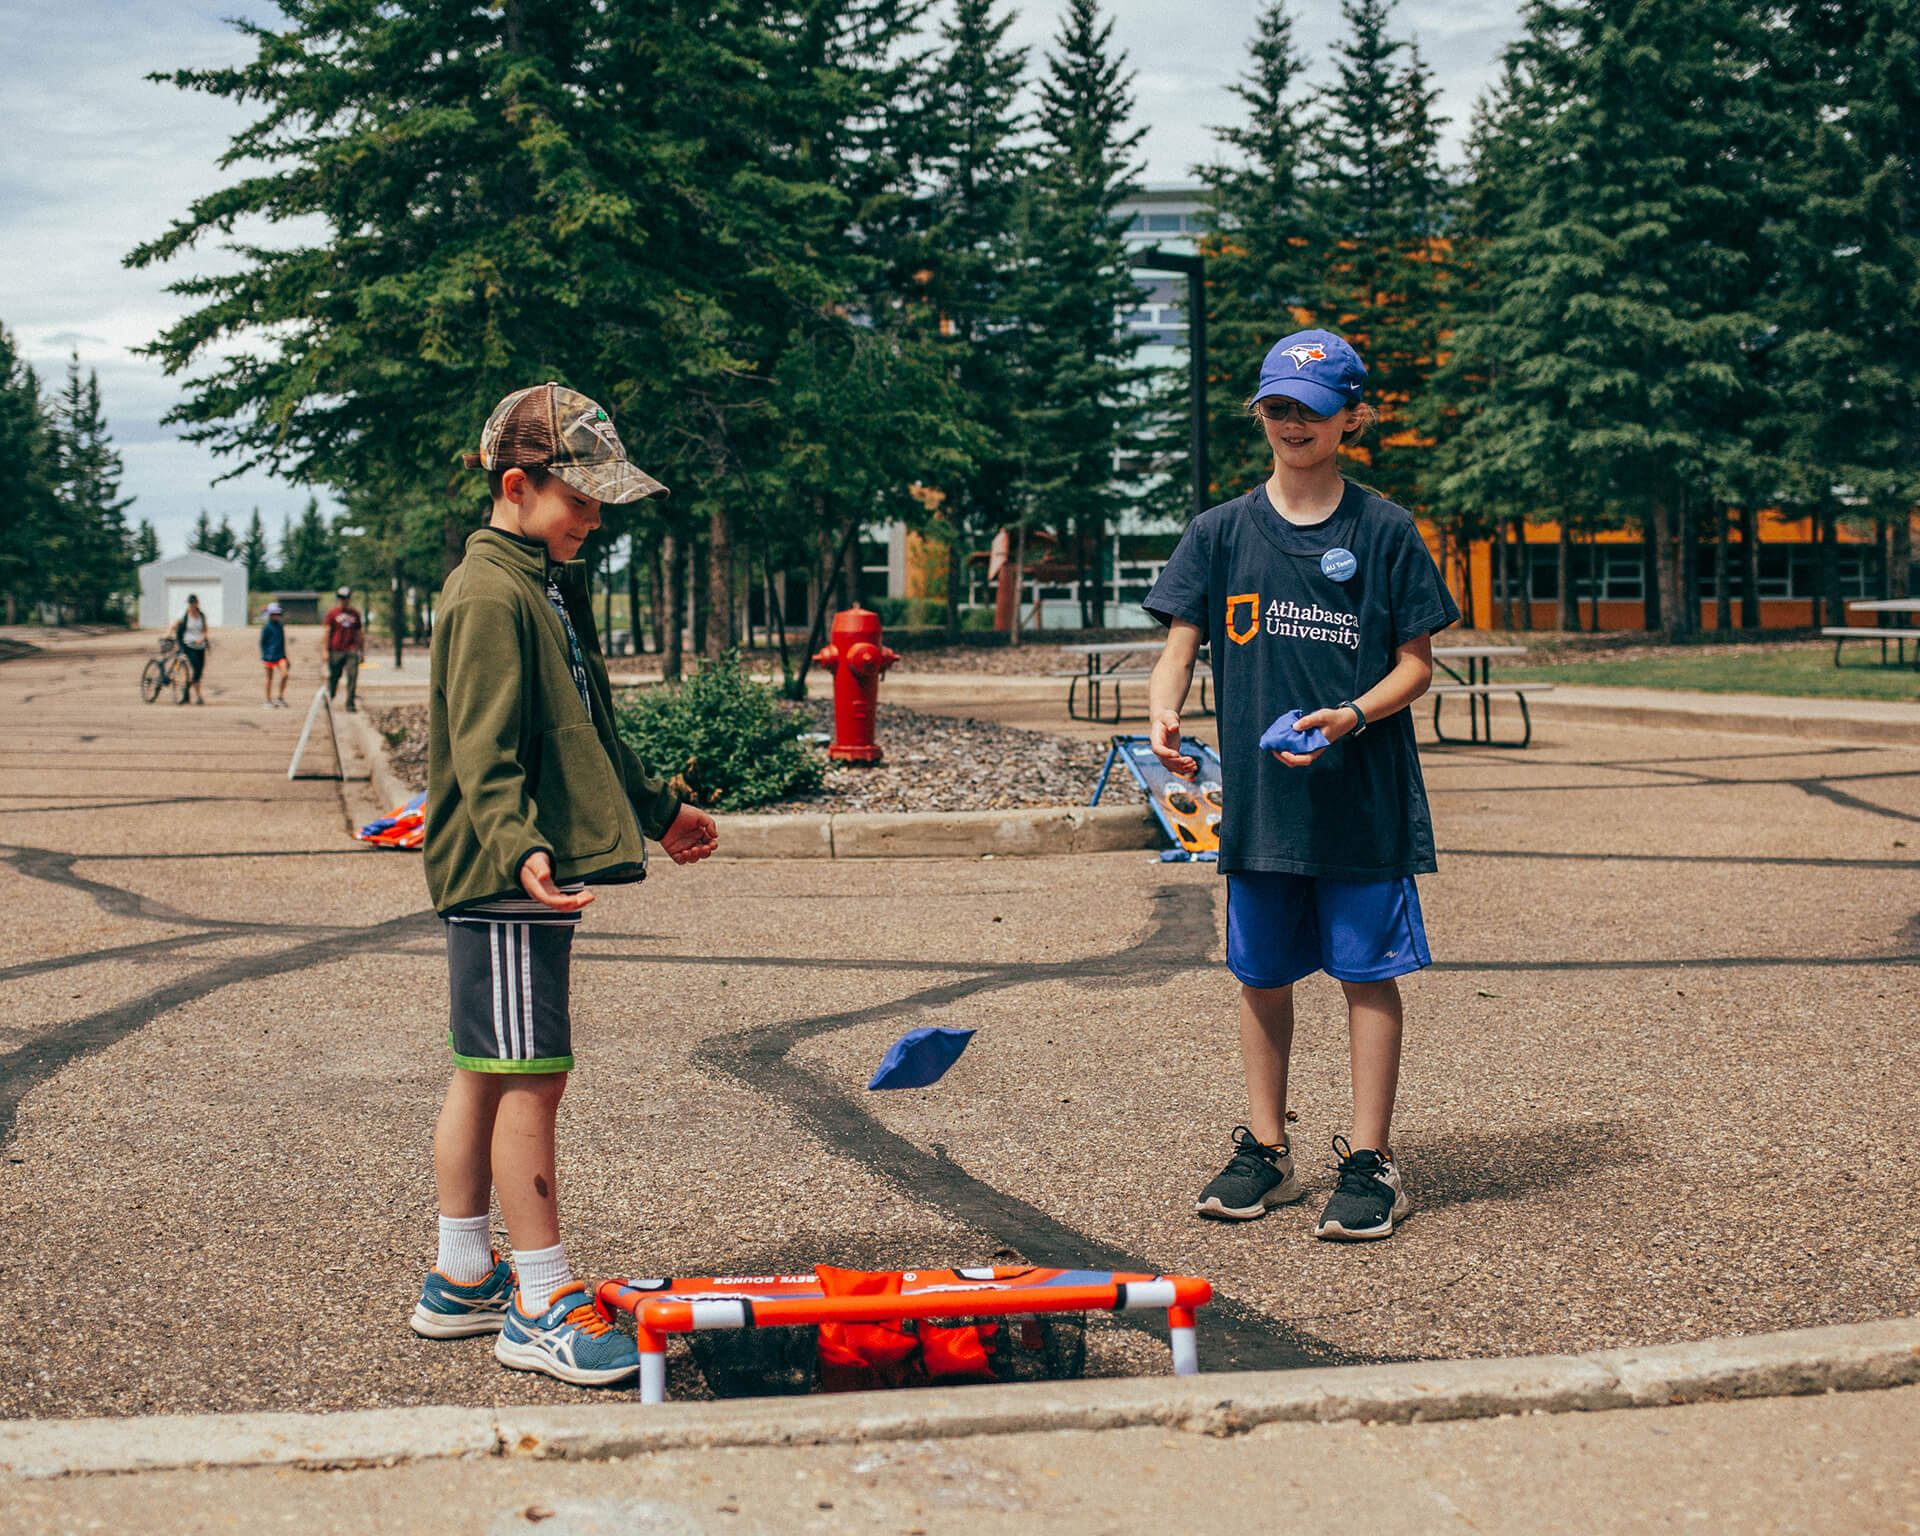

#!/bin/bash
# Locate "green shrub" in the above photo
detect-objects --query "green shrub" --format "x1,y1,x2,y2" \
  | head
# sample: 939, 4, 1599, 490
960, 605, 997, 631
869, 596, 946, 629
612, 653, 824, 811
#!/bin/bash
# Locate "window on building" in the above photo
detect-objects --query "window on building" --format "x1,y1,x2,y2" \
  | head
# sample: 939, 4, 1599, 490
1126, 214, 1144, 232
1145, 213, 1184, 231
1524, 545, 1645, 602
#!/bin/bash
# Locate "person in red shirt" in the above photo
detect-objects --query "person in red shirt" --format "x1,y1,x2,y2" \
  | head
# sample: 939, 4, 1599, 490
322, 585, 365, 712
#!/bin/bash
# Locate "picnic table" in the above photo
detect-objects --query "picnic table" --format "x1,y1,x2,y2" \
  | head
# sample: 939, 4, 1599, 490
1056, 641, 1212, 723
1825, 600, 1920, 667
1430, 644, 1553, 748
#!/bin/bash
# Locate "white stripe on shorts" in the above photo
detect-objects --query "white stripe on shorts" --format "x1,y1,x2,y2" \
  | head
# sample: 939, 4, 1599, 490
506, 924, 524, 1059
518, 923, 533, 1058
499, 917, 514, 1059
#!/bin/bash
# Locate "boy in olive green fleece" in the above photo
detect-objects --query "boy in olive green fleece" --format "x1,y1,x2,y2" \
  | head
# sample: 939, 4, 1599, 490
411, 384, 718, 1387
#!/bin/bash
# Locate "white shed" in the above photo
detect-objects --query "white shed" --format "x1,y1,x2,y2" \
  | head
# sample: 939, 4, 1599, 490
137, 552, 250, 629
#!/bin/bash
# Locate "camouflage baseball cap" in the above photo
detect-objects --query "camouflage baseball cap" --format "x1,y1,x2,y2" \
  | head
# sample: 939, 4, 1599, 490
476, 382, 668, 504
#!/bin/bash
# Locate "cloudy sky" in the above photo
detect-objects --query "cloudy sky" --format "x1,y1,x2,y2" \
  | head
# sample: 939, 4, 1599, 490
5, 0, 1522, 560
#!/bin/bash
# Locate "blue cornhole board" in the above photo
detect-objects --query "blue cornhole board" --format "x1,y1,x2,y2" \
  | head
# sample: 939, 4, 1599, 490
1090, 734, 1224, 863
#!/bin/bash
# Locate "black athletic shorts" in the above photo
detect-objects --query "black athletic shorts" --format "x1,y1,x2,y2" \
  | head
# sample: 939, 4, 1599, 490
445, 918, 574, 1073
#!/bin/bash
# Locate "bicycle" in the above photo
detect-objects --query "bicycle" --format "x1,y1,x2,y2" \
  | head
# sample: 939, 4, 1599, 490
140, 637, 192, 703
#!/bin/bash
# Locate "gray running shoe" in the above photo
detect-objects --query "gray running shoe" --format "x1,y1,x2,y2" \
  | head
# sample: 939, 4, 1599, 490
1313, 1135, 1410, 1240
1195, 1126, 1304, 1220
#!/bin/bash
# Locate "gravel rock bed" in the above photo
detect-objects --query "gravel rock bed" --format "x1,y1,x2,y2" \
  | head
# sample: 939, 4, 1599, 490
369, 698, 1140, 814
755, 699, 1136, 814
368, 704, 430, 793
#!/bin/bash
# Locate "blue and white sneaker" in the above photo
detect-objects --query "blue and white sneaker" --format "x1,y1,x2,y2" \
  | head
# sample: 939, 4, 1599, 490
494, 1283, 641, 1387
410, 1253, 514, 1338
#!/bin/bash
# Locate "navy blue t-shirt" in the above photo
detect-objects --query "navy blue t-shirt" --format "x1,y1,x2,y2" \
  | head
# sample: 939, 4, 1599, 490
1144, 479, 1460, 880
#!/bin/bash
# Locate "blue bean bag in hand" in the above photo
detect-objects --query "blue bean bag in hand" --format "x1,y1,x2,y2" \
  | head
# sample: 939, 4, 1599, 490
867, 1026, 976, 1090
1259, 708, 1332, 756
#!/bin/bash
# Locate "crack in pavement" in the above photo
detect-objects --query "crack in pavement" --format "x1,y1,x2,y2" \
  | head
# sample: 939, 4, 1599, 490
0, 830, 1351, 1377
691, 883, 1367, 1375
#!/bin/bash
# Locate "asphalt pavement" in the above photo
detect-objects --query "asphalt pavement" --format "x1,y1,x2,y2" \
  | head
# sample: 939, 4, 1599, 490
2, 628, 1917, 1428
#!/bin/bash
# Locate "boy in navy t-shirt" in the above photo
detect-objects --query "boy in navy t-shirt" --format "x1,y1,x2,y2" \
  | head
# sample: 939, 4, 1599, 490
1145, 329, 1459, 1241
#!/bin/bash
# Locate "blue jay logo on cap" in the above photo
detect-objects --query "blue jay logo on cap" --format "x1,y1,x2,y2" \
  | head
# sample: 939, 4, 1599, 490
1282, 343, 1328, 369
1321, 548, 1357, 582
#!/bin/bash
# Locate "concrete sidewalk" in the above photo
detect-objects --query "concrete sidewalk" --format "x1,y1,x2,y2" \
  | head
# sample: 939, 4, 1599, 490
8, 1382, 1919, 1533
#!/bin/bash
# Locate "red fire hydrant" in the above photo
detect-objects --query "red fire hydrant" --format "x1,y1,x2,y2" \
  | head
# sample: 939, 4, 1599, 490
812, 606, 899, 763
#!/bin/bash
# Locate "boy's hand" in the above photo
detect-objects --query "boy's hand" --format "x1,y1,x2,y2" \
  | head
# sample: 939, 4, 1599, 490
1272, 705, 1357, 768
661, 804, 719, 865
1149, 707, 1199, 779
519, 851, 596, 910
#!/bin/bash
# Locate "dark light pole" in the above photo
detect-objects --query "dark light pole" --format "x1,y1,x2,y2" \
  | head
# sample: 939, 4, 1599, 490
1133, 247, 1208, 518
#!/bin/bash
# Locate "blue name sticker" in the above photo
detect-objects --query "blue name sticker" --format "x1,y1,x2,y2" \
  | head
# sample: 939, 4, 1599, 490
1321, 547, 1357, 582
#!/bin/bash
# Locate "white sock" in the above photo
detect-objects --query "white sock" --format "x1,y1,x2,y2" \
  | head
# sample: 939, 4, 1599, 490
435, 1214, 495, 1285
513, 1243, 575, 1314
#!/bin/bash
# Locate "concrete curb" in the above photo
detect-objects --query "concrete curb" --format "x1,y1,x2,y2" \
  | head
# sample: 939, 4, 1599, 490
339, 706, 415, 816
1534, 693, 1920, 748
6, 1317, 1916, 1478
715, 804, 1162, 860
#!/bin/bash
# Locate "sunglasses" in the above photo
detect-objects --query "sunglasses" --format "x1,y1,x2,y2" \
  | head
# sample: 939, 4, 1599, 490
1255, 399, 1334, 425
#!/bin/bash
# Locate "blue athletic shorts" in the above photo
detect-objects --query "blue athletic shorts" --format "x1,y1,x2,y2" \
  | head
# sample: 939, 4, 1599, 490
1225, 872, 1431, 988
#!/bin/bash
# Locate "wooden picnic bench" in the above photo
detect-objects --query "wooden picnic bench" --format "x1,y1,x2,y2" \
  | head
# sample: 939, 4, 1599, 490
1825, 600, 1920, 666
1430, 645, 1553, 748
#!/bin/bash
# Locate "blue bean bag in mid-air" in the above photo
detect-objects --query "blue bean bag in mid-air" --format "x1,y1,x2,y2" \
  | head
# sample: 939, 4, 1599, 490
868, 1026, 976, 1090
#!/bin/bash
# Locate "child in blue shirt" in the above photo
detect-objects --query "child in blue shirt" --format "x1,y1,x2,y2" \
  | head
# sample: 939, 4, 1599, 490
259, 601, 289, 708
1145, 329, 1459, 1241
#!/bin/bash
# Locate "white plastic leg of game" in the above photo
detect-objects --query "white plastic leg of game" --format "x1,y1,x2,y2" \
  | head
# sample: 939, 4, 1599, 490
1170, 1324, 1198, 1377
640, 1352, 667, 1403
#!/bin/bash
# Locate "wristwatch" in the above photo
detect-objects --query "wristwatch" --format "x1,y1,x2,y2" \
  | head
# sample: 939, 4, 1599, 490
1339, 699, 1368, 737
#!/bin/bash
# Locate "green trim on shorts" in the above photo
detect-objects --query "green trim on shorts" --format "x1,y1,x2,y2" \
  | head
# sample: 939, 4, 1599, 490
448, 1032, 572, 1074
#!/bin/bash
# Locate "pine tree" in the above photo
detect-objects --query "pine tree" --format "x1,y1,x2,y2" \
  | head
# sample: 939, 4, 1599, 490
0, 324, 57, 622
130, 0, 708, 565
1012, 0, 1145, 626
1313, 0, 1457, 514
239, 510, 270, 588
49, 359, 137, 621
279, 498, 337, 591
915, 0, 1032, 631
190, 512, 238, 561
1189, 2, 1324, 506
1444, 0, 1774, 640
1760, 0, 1920, 602
1425, 59, 1569, 625
133, 520, 161, 566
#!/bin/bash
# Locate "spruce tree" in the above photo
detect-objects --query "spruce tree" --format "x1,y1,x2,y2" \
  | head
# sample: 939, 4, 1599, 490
1447, 0, 1773, 640
50, 360, 137, 621
1760, 0, 1920, 601
915, 0, 1031, 631
1013, 0, 1145, 626
1313, 0, 1456, 515
240, 511, 271, 588
0, 325, 56, 622
133, 521, 161, 567
1190, 2, 1323, 505
279, 499, 337, 592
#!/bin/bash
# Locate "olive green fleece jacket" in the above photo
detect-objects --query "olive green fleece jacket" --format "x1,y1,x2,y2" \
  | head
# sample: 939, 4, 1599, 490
424, 527, 680, 917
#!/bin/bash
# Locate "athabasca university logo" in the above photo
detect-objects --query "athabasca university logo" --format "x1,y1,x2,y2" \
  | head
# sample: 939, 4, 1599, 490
1226, 593, 1260, 645
1281, 343, 1327, 369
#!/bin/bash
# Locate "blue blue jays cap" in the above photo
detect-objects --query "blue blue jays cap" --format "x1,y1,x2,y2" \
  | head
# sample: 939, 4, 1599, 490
1255, 330, 1367, 418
